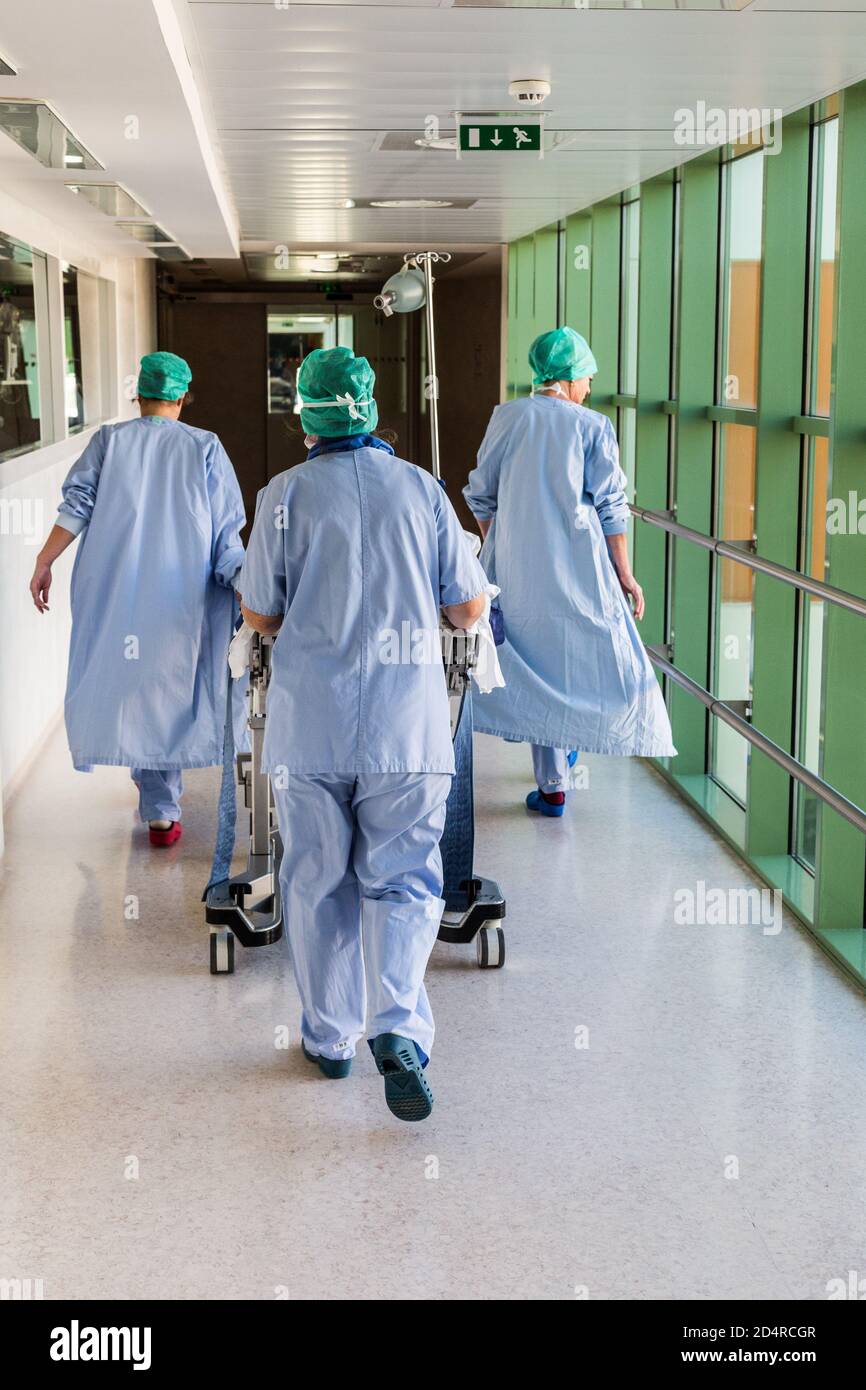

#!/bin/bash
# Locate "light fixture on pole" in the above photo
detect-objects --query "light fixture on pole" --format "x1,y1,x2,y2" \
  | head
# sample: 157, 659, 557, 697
373, 251, 451, 481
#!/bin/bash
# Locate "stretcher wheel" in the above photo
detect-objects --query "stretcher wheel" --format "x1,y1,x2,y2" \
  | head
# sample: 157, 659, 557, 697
476, 925, 505, 969
209, 928, 235, 975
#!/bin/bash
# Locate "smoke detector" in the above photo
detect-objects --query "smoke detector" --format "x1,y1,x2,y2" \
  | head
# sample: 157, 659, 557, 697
508, 79, 551, 107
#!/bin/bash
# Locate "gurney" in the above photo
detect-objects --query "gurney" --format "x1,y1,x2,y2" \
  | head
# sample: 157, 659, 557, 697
204, 632, 282, 975
438, 624, 506, 968
205, 625, 506, 974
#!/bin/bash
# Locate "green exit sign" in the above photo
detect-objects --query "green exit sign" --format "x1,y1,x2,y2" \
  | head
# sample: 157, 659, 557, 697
459, 122, 542, 152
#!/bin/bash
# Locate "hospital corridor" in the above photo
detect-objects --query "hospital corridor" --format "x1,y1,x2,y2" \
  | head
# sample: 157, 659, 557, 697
2, 0, 866, 1342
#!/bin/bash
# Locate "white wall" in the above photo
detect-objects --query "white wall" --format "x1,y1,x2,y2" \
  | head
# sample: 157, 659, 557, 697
0, 189, 155, 853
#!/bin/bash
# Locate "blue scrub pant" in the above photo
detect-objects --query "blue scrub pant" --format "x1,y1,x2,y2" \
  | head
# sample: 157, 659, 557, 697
531, 745, 574, 793
273, 773, 451, 1062
131, 768, 183, 823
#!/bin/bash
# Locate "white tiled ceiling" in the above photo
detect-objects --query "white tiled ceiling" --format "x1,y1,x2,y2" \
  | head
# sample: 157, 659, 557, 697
185, 0, 866, 247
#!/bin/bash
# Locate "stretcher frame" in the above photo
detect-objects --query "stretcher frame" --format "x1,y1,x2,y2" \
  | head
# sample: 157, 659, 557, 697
206, 628, 506, 973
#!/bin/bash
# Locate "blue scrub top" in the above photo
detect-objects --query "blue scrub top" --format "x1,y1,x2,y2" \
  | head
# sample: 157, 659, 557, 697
58, 416, 245, 770
240, 445, 487, 775
464, 394, 676, 757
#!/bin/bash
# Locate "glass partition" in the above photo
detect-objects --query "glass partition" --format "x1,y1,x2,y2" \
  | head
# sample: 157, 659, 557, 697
793, 437, 829, 869
808, 117, 838, 417
619, 198, 640, 397
0, 234, 48, 460
793, 113, 839, 869
711, 424, 757, 805
62, 266, 113, 432
718, 150, 764, 409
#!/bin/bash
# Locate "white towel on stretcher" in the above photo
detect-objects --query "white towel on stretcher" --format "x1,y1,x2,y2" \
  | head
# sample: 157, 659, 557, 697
462, 530, 506, 696
228, 622, 255, 679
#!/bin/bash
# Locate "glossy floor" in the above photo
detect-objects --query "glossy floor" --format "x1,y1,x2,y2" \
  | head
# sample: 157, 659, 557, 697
1, 725, 864, 1301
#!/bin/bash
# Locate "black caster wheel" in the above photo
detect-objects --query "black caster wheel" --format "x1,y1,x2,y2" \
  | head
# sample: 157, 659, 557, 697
476, 925, 505, 969
209, 928, 235, 975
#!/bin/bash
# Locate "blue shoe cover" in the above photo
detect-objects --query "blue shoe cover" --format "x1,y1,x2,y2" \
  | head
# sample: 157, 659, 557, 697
526, 789, 565, 818
370, 1033, 434, 1122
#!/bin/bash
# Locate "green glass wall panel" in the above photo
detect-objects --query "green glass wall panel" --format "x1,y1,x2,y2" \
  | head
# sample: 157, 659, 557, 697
669, 154, 719, 774
563, 211, 592, 336
815, 82, 866, 944
588, 202, 620, 421
633, 175, 674, 651
746, 109, 810, 861
505, 225, 560, 397
533, 223, 559, 336
514, 235, 536, 396
506, 242, 520, 396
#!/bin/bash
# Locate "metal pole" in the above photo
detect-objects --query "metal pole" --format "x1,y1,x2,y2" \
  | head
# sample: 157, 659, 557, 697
422, 255, 441, 481
631, 504, 866, 619
646, 644, 866, 836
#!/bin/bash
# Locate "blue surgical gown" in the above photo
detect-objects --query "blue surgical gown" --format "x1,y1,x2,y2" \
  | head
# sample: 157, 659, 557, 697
239, 444, 488, 774
464, 394, 676, 757
58, 416, 245, 770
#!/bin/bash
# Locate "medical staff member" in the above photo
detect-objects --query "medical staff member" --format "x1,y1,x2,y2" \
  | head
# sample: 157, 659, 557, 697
464, 327, 675, 817
30, 351, 245, 844
240, 346, 486, 1122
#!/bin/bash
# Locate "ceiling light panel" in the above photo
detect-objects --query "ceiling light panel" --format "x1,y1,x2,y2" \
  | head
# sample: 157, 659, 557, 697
0, 100, 102, 170
65, 182, 151, 219
114, 222, 176, 244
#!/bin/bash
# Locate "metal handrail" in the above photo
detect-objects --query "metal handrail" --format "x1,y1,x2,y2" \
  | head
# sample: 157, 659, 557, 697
631, 505, 866, 619
646, 645, 866, 837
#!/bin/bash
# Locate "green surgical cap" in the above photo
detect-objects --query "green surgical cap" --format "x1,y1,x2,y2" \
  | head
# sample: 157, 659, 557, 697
137, 351, 192, 401
298, 346, 378, 438
529, 327, 597, 387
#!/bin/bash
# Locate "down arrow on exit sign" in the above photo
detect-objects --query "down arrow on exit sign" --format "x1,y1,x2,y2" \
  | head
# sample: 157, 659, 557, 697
459, 123, 542, 152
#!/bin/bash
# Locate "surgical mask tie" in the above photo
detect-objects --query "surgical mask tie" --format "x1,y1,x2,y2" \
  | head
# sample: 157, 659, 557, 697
533, 381, 569, 399
299, 391, 374, 420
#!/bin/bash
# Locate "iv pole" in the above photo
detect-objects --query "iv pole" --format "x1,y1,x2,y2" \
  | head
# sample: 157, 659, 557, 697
373, 250, 452, 481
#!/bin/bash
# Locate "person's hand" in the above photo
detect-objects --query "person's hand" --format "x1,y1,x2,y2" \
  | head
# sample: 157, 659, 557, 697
30, 558, 53, 613
619, 571, 645, 621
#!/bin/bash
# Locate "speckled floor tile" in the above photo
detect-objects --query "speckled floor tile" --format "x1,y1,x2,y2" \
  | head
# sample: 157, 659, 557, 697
1, 726, 864, 1300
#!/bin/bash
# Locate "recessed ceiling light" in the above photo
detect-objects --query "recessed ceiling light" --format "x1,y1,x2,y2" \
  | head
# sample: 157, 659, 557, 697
116, 222, 175, 245
338, 199, 356, 209
370, 198, 453, 209
66, 182, 151, 219
0, 99, 102, 171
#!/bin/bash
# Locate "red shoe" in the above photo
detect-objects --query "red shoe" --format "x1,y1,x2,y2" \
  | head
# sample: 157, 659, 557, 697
149, 821, 183, 846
